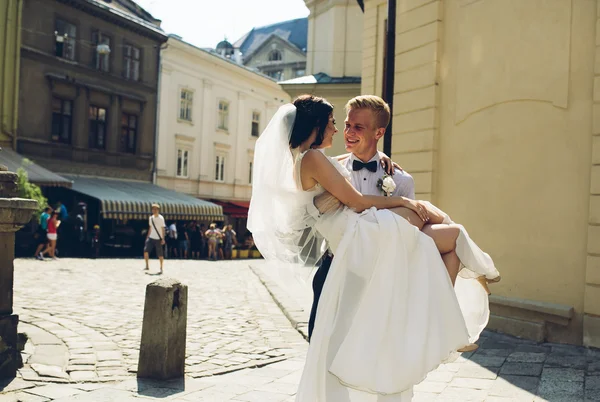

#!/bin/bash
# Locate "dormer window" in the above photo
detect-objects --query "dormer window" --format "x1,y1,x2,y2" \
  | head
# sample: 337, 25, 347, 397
268, 49, 282, 61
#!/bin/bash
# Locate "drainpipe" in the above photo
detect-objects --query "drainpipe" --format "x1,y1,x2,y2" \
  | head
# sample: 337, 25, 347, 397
152, 42, 168, 184
12, 0, 22, 151
383, 0, 396, 156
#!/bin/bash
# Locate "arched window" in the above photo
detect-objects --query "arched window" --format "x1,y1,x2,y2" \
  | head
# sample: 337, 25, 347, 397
269, 49, 282, 61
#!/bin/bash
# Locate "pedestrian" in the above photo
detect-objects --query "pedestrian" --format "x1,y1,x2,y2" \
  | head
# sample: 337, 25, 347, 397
223, 224, 238, 260
205, 223, 219, 261
216, 225, 225, 260
177, 221, 189, 259
167, 221, 178, 258
199, 223, 207, 258
41, 211, 60, 260
190, 221, 202, 259
143, 204, 166, 274
34, 206, 52, 260
91, 224, 101, 259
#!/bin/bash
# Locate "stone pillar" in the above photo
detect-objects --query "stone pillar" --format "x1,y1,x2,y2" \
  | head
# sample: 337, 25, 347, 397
137, 278, 187, 380
0, 164, 37, 378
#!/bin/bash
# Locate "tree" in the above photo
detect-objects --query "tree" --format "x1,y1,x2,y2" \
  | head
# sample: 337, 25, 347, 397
16, 160, 46, 221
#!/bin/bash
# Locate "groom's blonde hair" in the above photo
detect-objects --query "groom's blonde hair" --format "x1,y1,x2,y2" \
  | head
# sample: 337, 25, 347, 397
345, 95, 391, 130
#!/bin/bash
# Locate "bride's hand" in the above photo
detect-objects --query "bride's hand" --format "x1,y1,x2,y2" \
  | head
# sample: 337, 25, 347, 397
405, 199, 430, 222
379, 152, 403, 175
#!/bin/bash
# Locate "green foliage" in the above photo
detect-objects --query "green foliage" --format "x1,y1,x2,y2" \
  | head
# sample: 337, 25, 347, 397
16, 159, 46, 220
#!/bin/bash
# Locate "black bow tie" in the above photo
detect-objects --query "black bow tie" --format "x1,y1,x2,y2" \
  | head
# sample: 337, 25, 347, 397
352, 160, 378, 173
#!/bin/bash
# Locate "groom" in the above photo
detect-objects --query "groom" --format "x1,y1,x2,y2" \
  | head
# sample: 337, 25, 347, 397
308, 95, 416, 339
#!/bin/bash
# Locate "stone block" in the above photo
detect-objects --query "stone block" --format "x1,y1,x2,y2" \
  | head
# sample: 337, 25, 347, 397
394, 86, 437, 114
411, 172, 433, 194
499, 363, 543, 376
595, 47, 600, 74
398, 0, 433, 15
137, 278, 187, 380
391, 130, 435, 154
594, 104, 600, 134
487, 314, 545, 342
393, 108, 437, 135
395, 63, 437, 94
0, 314, 21, 378
593, 137, 600, 164
396, 22, 439, 54
589, 200, 600, 228
583, 314, 600, 348
538, 379, 584, 400
391, 151, 434, 173
397, 43, 438, 73
541, 367, 584, 382
584, 285, 600, 316
591, 166, 600, 195
397, 1, 440, 34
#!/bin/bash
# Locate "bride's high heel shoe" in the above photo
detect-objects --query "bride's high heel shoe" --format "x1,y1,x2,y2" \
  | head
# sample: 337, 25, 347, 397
476, 275, 501, 295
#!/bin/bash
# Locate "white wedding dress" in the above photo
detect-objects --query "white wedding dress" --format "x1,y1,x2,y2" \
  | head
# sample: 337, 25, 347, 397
292, 149, 500, 402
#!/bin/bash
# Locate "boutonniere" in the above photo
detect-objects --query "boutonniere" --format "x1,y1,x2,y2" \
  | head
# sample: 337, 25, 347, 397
377, 174, 396, 197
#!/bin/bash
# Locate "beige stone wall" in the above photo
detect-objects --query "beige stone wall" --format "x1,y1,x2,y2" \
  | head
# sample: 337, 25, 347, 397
585, 0, 600, 348
362, 0, 600, 345
305, 0, 363, 77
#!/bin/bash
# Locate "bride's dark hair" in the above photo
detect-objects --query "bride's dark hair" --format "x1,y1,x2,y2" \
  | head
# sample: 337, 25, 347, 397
289, 94, 334, 149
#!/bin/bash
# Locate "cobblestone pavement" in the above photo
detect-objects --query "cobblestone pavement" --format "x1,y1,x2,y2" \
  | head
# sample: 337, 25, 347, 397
0, 258, 599, 401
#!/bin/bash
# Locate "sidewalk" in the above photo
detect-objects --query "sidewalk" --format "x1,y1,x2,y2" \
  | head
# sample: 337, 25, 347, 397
249, 261, 600, 402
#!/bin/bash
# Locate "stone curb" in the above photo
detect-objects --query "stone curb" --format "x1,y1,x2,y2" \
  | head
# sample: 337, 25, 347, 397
248, 264, 309, 341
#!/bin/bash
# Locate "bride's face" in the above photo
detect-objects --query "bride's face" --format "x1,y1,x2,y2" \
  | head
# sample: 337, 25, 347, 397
317, 114, 338, 149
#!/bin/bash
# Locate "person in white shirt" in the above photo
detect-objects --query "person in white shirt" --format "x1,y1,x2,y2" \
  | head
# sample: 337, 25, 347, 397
144, 204, 166, 274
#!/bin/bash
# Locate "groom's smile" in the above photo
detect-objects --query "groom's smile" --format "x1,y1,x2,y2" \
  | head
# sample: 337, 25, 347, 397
344, 108, 383, 161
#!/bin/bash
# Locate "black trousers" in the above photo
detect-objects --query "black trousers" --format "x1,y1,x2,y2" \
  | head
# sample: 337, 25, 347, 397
308, 254, 333, 341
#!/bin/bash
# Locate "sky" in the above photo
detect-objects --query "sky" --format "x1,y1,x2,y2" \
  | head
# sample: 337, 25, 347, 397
134, 0, 310, 48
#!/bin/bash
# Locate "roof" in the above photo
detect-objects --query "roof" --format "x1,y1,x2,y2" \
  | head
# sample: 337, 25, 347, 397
357, 0, 364, 12
0, 148, 73, 188
167, 35, 285, 89
65, 175, 224, 221
83, 0, 166, 38
234, 18, 308, 58
279, 72, 361, 85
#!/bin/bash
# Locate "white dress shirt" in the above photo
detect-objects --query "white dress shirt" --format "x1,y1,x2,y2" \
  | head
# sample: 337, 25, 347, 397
341, 153, 415, 199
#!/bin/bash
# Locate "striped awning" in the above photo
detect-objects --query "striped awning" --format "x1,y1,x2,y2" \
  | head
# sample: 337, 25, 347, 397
65, 176, 223, 221
0, 148, 72, 188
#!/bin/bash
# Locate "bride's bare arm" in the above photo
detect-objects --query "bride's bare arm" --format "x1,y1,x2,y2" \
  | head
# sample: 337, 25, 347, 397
302, 150, 427, 220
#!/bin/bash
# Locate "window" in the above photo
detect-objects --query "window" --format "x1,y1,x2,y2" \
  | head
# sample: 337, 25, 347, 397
179, 89, 193, 121
295, 69, 305, 77
248, 161, 253, 184
266, 70, 282, 80
218, 101, 229, 131
121, 113, 137, 153
124, 44, 140, 81
92, 31, 110, 72
51, 98, 72, 143
251, 111, 260, 137
268, 49, 282, 61
176, 149, 189, 178
215, 155, 225, 182
55, 19, 76, 60
89, 106, 107, 149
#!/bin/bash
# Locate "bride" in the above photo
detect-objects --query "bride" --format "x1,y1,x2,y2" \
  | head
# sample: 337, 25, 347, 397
248, 95, 500, 401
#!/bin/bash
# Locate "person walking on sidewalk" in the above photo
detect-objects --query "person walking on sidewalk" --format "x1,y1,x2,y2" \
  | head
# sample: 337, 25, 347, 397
144, 204, 166, 274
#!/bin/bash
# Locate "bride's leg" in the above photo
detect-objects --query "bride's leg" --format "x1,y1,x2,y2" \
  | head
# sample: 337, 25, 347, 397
388, 207, 425, 230
442, 250, 460, 285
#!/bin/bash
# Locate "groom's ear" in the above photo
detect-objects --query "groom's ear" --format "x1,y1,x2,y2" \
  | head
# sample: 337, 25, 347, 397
374, 127, 386, 140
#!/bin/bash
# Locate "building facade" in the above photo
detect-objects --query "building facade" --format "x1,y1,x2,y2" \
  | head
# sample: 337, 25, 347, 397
280, 0, 363, 156
234, 18, 308, 82
360, 0, 600, 347
155, 36, 290, 213
18, 0, 166, 181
